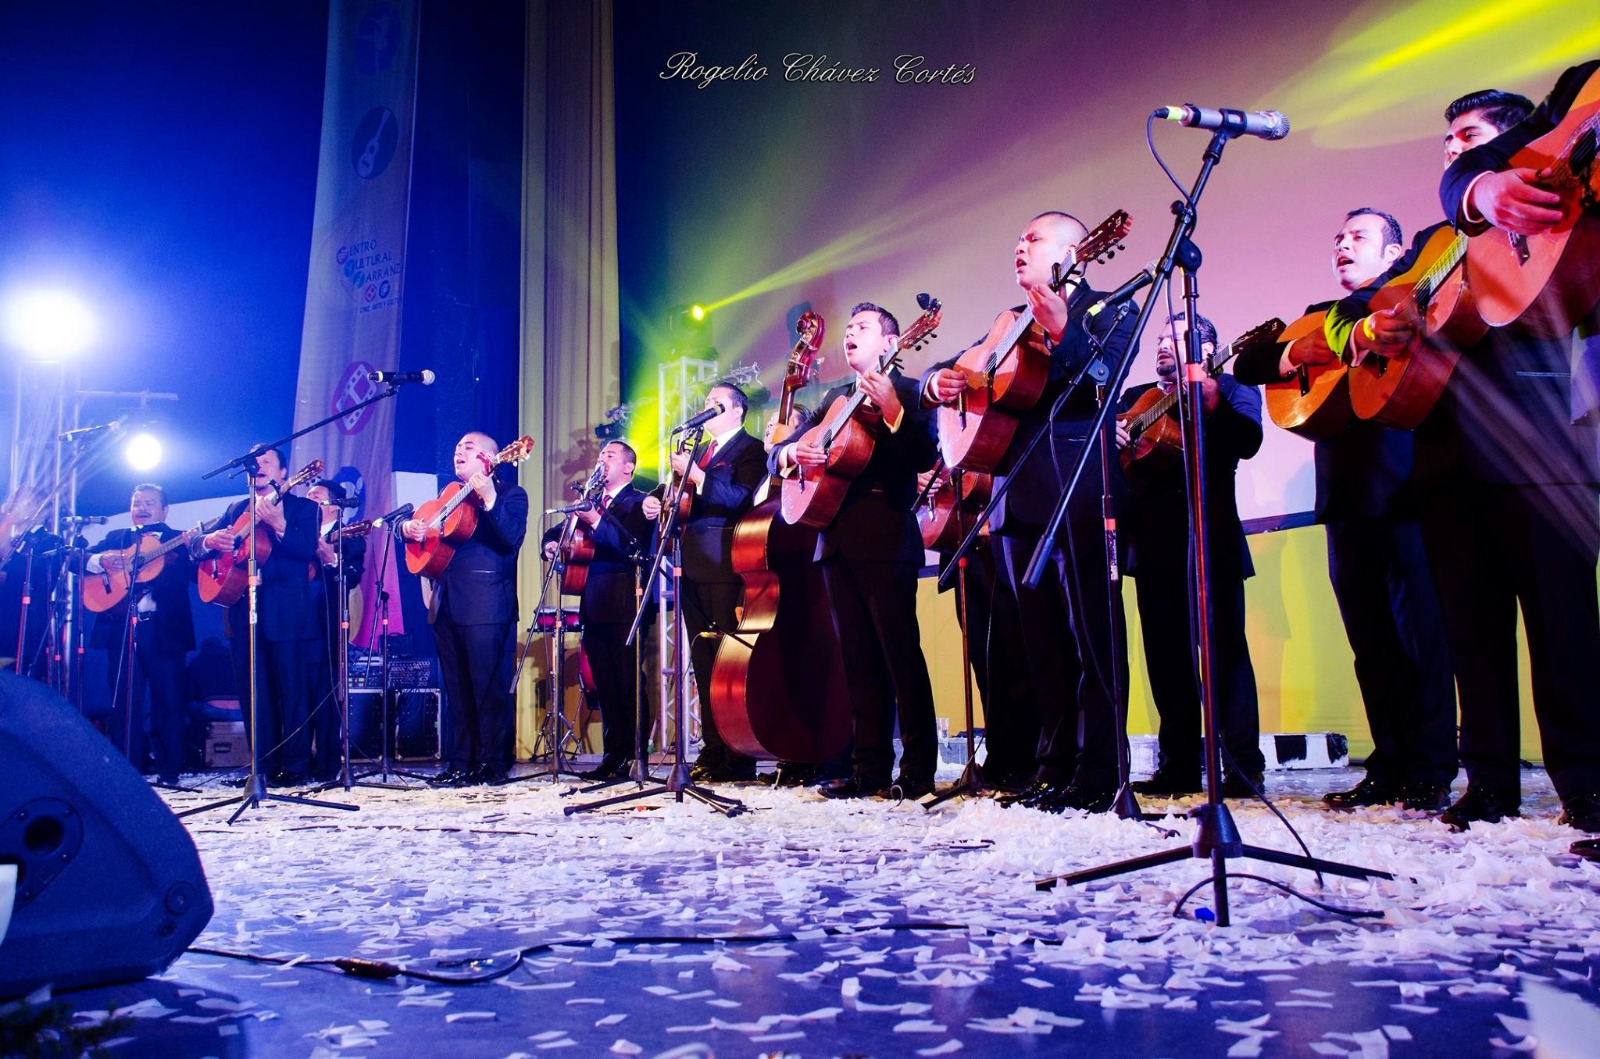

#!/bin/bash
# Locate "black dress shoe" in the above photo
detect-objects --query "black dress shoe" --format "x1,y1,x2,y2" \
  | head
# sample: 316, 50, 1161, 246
1038, 783, 1115, 814
1397, 782, 1452, 812
1440, 786, 1520, 831
429, 766, 470, 787
1132, 767, 1203, 797
1573, 838, 1600, 861
1221, 771, 1265, 799
469, 764, 508, 786
1557, 794, 1600, 833
268, 771, 307, 788
1322, 776, 1397, 809
818, 775, 889, 799
998, 780, 1050, 807
890, 776, 935, 800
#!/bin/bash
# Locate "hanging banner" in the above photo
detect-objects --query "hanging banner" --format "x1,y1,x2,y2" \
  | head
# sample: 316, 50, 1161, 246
290, 0, 418, 648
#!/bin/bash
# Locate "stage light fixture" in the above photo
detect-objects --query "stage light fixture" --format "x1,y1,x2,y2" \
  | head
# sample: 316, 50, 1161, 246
3, 288, 96, 361
689, 304, 706, 322
124, 431, 162, 472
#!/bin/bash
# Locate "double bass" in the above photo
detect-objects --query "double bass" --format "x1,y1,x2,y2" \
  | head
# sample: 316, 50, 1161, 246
710, 310, 851, 764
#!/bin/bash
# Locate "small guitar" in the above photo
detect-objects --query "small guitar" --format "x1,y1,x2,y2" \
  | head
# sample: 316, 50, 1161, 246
1463, 65, 1600, 336
781, 299, 942, 530
1263, 311, 1355, 440
937, 210, 1133, 473
198, 459, 324, 607
915, 461, 993, 552
1348, 225, 1485, 428
405, 435, 535, 578
1120, 317, 1286, 471
82, 526, 201, 613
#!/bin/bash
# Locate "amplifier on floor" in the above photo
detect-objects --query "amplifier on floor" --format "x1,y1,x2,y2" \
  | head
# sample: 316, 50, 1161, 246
347, 688, 442, 761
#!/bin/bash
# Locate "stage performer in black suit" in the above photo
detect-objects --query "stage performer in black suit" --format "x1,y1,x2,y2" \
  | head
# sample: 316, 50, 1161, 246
306, 479, 366, 781
641, 381, 766, 782
86, 483, 196, 785
1118, 314, 1265, 796
1233, 208, 1457, 812
543, 439, 653, 781
403, 432, 528, 786
1341, 72, 1600, 833
200, 445, 322, 786
772, 302, 940, 800
922, 212, 1137, 813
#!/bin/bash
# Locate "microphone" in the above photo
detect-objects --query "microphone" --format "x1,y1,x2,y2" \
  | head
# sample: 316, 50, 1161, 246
378, 503, 414, 525
1088, 267, 1156, 316
320, 496, 361, 509
672, 401, 727, 434
1154, 105, 1290, 141
63, 514, 110, 525
544, 501, 595, 515
367, 369, 436, 386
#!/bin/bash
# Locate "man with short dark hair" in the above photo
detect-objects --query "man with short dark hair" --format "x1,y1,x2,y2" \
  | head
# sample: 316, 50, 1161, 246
402, 433, 527, 786
642, 381, 766, 781
1119, 314, 1265, 796
87, 483, 196, 784
543, 439, 653, 780
1235, 209, 1458, 812
200, 446, 322, 786
774, 302, 941, 799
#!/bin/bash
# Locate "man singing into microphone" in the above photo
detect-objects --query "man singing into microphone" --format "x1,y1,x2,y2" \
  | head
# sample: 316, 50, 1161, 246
542, 440, 653, 780
402, 433, 528, 786
641, 382, 766, 782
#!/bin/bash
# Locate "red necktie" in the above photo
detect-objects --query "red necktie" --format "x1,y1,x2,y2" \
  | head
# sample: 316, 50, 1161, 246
697, 439, 718, 470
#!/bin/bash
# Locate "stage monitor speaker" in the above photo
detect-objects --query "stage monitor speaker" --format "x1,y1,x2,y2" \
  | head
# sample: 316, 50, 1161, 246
348, 688, 442, 761
0, 671, 213, 999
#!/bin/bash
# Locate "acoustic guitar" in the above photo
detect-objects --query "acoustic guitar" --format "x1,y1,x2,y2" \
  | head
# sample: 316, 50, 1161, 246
1348, 225, 1484, 428
936, 210, 1132, 473
1462, 64, 1600, 337
82, 526, 200, 613
405, 436, 535, 578
915, 461, 992, 552
780, 298, 942, 530
197, 459, 324, 607
1119, 317, 1286, 472
1263, 311, 1356, 440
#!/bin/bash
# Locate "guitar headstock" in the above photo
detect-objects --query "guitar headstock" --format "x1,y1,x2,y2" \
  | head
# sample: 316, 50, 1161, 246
287, 460, 325, 492
340, 519, 377, 538
1062, 210, 1133, 282
1226, 317, 1287, 359
494, 435, 537, 467
895, 296, 942, 352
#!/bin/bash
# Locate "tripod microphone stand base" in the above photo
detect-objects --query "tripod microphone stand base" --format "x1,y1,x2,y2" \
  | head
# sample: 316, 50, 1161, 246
923, 758, 988, 808
177, 771, 360, 823
1033, 798, 1392, 905
563, 757, 744, 817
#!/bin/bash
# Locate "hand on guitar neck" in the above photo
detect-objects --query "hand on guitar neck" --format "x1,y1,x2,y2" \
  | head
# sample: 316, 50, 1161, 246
1467, 166, 1564, 235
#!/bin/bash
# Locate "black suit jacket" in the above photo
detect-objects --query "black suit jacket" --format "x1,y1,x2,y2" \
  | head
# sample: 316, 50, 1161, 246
769, 371, 937, 563
315, 523, 367, 636
1233, 299, 1417, 521
544, 482, 652, 625
680, 429, 766, 582
1119, 377, 1261, 579
435, 482, 528, 626
925, 283, 1139, 531
218, 492, 322, 642
87, 524, 196, 655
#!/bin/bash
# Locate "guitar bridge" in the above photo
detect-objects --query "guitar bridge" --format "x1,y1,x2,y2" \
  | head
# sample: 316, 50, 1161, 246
1510, 231, 1530, 267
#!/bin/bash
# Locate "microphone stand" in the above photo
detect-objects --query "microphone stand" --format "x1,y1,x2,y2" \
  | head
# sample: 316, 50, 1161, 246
180, 454, 357, 822
347, 526, 431, 787
923, 469, 985, 808
566, 431, 743, 817
1027, 129, 1388, 922
502, 511, 587, 785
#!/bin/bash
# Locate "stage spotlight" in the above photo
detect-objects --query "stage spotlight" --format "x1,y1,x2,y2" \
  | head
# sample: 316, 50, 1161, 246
689, 304, 706, 323
124, 432, 162, 472
3, 288, 96, 361
667, 303, 712, 352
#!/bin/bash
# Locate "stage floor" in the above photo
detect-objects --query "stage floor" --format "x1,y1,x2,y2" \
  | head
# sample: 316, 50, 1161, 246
23, 763, 1600, 1058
